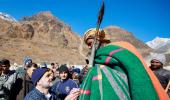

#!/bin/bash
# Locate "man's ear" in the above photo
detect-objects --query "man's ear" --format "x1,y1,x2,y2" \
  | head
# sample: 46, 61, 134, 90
36, 79, 41, 86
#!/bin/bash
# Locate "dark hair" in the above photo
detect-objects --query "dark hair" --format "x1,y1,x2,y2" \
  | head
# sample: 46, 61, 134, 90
51, 63, 55, 66
59, 64, 69, 73
27, 63, 38, 69
59, 64, 72, 79
85, 59, 89, 64
1, 59, 10, 66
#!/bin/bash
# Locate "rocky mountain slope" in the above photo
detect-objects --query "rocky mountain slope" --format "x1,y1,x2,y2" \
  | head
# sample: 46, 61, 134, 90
0, 12, 86, 65
0, 11, 153, 65
146, 37, 170, 53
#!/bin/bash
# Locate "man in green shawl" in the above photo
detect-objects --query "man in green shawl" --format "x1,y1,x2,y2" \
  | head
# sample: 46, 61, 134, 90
78, 28, 163, 100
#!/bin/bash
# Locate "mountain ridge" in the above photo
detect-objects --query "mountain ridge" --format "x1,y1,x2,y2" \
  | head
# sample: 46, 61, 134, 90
0, 11, 162, 65
0, 12, 17, 22
146, 37, 170, 66
146, 37, 170, 49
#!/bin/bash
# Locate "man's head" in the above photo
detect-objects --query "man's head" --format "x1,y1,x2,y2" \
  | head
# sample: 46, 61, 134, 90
150, 59, 163, 70
51, 63, 55, 67
149, 53, 166, 70
1, 59, 10, 74
50, 63, 56, 72
26, 63, 38, 78
50, 63, 59, 77
83, 28, 110, 48
59, 65, 69, 80
31, 68, 53, 89
72, 68, 80, 79
55, 63, 59, 69
24, 56, 32, 68
56, 68, 60, 77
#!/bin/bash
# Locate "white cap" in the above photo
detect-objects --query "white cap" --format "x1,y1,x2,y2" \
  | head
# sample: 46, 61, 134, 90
149, 53, 166, 64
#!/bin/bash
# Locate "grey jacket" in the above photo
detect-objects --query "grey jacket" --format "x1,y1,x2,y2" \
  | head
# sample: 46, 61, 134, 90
0, 71, 18, 100
153, 68, 170, 96
153, 68, 170, 86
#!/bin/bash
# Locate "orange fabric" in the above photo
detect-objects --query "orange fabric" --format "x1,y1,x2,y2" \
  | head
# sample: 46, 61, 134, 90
109, 41, 169, 100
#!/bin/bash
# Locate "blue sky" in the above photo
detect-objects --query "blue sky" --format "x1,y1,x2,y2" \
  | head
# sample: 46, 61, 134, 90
0, 0, 170, 42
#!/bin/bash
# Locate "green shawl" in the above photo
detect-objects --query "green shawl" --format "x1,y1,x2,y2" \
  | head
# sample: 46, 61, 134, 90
79, 45, 158, 100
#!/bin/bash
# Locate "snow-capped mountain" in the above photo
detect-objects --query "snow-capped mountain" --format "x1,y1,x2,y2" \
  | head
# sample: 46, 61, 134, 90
146, 37, 170, 53
0, 12, 17, 22
145, 37, 170, 67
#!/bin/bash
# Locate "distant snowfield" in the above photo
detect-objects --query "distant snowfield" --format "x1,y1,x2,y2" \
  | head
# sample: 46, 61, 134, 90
146, 37, 170, 54
145, 37, 170, 70
0, 12, 17, 22
146, 37, 170, 49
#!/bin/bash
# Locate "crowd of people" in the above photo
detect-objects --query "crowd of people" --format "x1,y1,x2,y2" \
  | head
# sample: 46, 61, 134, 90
0, 57, 86, 100
0, 28, 170, 100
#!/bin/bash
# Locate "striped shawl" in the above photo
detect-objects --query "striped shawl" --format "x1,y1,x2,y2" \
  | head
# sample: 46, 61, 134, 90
79, 43, 161, 100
